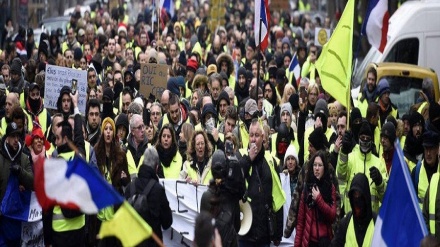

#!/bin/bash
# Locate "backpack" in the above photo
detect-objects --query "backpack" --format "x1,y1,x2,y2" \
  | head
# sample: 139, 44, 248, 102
127, 179, 156, 218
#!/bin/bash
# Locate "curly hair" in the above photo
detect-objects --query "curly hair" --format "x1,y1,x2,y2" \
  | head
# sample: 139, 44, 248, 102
186, 130, 213, 161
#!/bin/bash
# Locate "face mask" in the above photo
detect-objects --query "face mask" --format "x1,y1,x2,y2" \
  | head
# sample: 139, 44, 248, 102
359, 139, 372, 153
352, 196, 366, 218
277, 141, 289, 157
205, 118, 215, 133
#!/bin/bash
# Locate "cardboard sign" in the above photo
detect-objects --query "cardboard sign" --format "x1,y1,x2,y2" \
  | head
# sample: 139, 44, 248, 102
314, 28, 332, 46
44, 64, 87, 114
139, 63, 168, 100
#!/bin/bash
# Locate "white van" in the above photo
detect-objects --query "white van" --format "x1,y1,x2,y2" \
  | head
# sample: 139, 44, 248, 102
352, 0, 440, 88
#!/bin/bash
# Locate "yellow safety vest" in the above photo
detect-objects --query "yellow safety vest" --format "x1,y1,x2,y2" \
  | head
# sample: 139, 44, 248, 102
97, 164, 114, 221
429, 173, 439, 235
126, 149, 144, 178
85, 141, 91, 163
345, 216, 374, 247
162, 152, 183, 179
238, 149, 286, 211
58, 151, 75, 161
52, 206, 85, 232
162, 113, 191, 127
186, 159, 213, 185
24, 108, 48, 134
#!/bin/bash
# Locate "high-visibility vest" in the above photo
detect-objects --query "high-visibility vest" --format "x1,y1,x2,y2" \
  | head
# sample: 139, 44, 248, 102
126, 149, 144, 178
85, 141, 91, 163
345, 216, 374, 247
162, 152, 183, 179
238, 149, 285, 211
24, 108, 49, 134
186, 158, 213, 185
52, 206, 85, 232
429, 173, 440, 235
58, 151, 75, 161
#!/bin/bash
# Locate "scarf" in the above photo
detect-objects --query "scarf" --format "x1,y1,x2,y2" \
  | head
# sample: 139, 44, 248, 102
31, 148, 46, 164
234, 82, 249, 102
2, 141, 21, 162
156, 144, 177, 167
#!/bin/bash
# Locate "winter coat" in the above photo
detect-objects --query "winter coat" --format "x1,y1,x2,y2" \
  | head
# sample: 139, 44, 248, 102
125, 165, 172, 247
295, 184, 337, 247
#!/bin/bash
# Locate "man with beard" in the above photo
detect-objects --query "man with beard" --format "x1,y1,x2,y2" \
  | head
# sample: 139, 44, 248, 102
134, 31, 149, 59
0, 122, 34, 246
412, 130, 439, 210
158, 93, 190, 140
24, 83, 51, 134
380, 122, 396, 176
376, 78, 398, 126
87, 67, 98, 90
332, 173, 376, 246
86, 99, 101, 146
234, 67, 249, 104
358, 67, 378, 117
403, 112, 425, 171
61, 27, 80, 54
102, 38, 120, 73
0, 92, 19, 134
216, 90, 230, 125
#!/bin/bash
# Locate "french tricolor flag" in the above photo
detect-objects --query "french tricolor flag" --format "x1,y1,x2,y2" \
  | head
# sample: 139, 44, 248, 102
362, 0, 389, 53
288, 52, 301, 85
34, 157, 124, 214
160, 0, 175, 18
254, 0, 270, 51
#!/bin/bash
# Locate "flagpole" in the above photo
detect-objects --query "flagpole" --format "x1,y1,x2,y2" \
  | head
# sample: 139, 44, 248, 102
255, 17, 263, 101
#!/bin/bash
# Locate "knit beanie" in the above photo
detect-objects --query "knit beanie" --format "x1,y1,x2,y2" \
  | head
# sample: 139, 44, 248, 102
280, 103, 292, 119
187, 58, 198, 72
377, 78, 391, 97
178, 51, 187, 66
103, 87, 114, 101
289, 94, 300, 111
101, 117, 116, 138
10, 58, 22, 75
314, 98, 329, 118
74, 47, 83, 60
308, 127, 328, 151
409, 111, 424, 128
350, 108, 362, 124
359, 120, 373, 138
381, 122, 396, 143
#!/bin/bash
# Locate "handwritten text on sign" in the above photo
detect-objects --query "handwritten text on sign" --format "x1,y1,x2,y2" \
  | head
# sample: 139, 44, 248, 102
44, 64, 87, 114
139, 63, 168, 100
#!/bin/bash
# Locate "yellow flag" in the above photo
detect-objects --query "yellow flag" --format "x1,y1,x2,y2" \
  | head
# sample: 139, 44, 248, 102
98, 201, 152, 247
315, 0, 354, 108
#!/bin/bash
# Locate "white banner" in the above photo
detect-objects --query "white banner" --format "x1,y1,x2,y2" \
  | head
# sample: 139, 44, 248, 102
159, 175, 295, 246
44, 64, 87, 114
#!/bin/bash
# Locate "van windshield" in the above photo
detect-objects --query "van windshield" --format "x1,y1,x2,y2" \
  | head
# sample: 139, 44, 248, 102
383, 76, 423, 115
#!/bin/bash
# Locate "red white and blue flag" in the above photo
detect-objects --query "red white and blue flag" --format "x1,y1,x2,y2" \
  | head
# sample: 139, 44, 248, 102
160, 0, 175, 18
361, 0, 389, 53
34, 157, 124, 214
254, 0, 270, 51
288, 52, 301, 85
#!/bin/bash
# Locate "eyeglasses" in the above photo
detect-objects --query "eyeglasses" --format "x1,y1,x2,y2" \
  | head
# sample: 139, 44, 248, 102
133, 124, 145, 130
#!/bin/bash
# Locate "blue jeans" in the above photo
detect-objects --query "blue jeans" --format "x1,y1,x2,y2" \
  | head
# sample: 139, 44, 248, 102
239, 240, 270, 247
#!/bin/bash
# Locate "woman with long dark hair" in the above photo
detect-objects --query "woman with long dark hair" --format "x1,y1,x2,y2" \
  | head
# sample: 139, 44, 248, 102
154, 124, 183, 179
295, 150, 337, 247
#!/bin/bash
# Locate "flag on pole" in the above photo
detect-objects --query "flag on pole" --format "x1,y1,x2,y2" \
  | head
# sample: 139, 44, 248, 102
254, 0, 270, 51
288, 52, 301, 85
371, 140, 428, 246
160, 0, 175, 18
34, 157, 124, 214
361, 0, 389, 53
315, 0, 354, 108
99, 201, 153, 247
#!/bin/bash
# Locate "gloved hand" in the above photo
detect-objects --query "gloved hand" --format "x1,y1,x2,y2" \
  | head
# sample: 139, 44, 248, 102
369, 166, 383, 186
341, 130, 354, 154
10, 164, 22, 176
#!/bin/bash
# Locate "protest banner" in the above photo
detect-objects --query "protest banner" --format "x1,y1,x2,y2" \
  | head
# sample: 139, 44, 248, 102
44, 64, 87, 114
139, 63, 168, 100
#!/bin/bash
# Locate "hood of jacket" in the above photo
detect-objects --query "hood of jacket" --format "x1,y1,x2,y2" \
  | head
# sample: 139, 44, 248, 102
348, 173, 373, 222
216, 53, 234, 76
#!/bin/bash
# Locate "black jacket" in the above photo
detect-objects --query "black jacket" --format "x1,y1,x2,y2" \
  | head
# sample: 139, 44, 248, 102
239, 148, 273, 244
125, 165, 172, 247
331, 173, 376, 247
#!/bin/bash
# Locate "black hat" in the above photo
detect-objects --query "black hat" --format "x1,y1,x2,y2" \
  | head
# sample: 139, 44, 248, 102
29, 83, 40, 92
201, 103, 217, 122
314, 98, 329, 118
350, 108, 362, 124
73, 47, 83, 60
10, 58, 22, 75
268, 67, 277, 78
248, 39, 256, 50
103, 87, 114, 101
289, 93, 300, 111
178, 51, 187, 66
211, 150, 227, 179
422, 130, 439, 147
276, 68, 286, 84
359, 120, 373, 138
381, 122, 396, 143
5, 122, 21, 138
409, 112, 424, 128
308, 127, 328, 151
60, 85, 71, 96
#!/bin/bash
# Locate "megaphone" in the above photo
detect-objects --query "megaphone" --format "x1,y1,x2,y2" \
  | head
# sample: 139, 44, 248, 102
238, 200, 253, 236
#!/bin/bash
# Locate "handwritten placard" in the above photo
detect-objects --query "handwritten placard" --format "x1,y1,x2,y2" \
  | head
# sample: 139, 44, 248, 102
44, 64, 87, 114
139, 63, 168, 101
